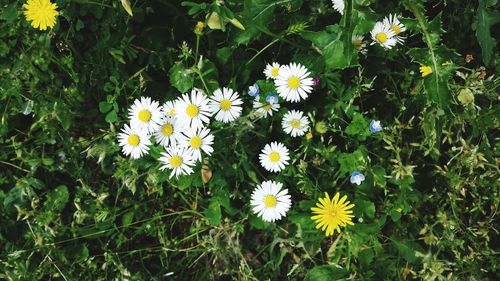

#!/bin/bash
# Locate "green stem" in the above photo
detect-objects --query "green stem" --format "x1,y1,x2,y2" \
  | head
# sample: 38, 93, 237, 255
196, 69, 211, 94
194, 35, 201, 66
246, 37, 280, 66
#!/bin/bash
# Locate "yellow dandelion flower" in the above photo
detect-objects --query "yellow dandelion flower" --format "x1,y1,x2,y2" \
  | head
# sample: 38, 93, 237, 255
419, 65, 433, 77
311, 192, 355, 236
23, 0, 59, 31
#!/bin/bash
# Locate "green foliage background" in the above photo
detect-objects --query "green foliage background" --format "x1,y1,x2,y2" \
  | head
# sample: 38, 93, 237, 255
0, 0, 499, 280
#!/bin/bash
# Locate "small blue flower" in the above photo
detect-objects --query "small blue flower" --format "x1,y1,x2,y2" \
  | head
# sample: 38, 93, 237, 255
370, 120, 382, 133
266, 93, 279, 104
350, 171, 365, 186
248, 83, 259, 97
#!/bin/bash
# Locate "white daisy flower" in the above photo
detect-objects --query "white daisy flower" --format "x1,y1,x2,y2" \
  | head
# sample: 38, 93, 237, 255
162, 100, 177, 117
370, 21, 397, 49
383, 14, 406, 44
259, 142, 290, 173
178, 126, 214, 161
282, 110, 310, 137
128, 97, 162, 134
250, 180, 291, 222
352, 35, 368, 54
175, 89, 212, 130
154, 116, 184, 147
159, 145, 196, 179
253, 97, 280, 118
208, 87, 243, 123
117, 124, 151, 159
332, 0, 345, 15
274, 63, 314, 103
264, 62, 282, 80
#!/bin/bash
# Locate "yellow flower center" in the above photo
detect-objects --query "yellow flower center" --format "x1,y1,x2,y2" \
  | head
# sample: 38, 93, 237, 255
169, 155, 183, 168
271, 67, 279, 77
391, 24, 401, 35
269, 151, 280, 162
329, 209, 338, 218
288, 76, 300, 89
161, 124, 174, 136
290, 119, 301, 129
127, 134, 140, 146
220, 99, 232, 111
375, 32, 388, 43
263, 104, 273, 111
186, 104, 199, 117
189, 136, 202, 149
264, 195, 278, 208
138, 109, 151, 122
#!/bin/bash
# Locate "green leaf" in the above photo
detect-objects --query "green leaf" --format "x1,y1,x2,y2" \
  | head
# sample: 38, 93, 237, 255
305, 265, 348, 281
204, 200, 221, 225
372, 165, 387, 188
476, 0, 500, 67
392, 239, 422, 263
75, 19, 85, 31
121, 211, 134, 226
355, 199, 375, 219
345, 113, 370, 141
169, 62, 194, 93
301, 25, 357, 70
45, 185, 69, 212
99, 102, 112, 113
105, 110, 117, 123
1, 3, 17, 24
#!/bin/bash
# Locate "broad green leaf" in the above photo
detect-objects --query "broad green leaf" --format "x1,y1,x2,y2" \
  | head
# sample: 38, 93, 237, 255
1, 3, 17, 24
476, 0, 500, 66
45, 185, 69, 212
392, 239, 422, 263
105, 110, 117, 123
121, 211, 134, 226
355, 199, 375, 219
305, 265, 348, 281
345, 113, 370, 141
301, 25, 358, 69
99, 102, 112, 113
169, 62, 194, 93
204, 200, 221, 225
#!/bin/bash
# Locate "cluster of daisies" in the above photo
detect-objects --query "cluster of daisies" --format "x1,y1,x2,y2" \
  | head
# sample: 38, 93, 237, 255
331, 1, 406, 52
250, 62, 362, 236
118, 87, 243, 178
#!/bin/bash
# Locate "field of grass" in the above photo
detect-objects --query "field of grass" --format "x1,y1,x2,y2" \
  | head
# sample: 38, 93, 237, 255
0, 0, 499, 280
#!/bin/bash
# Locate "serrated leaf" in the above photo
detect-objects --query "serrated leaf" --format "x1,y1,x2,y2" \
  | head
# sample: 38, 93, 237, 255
476, 0, 500, 66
